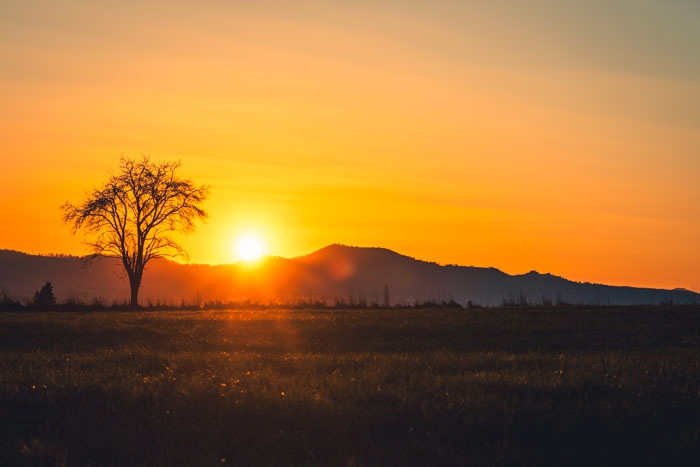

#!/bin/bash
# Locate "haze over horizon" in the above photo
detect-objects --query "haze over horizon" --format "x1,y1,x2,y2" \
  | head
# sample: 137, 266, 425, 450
1, 1, 699, 290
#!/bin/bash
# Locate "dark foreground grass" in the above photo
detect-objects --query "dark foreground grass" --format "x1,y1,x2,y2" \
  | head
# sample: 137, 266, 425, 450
1, 307, 699, 466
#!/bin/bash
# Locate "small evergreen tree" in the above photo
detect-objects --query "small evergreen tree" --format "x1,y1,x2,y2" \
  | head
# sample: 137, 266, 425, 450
33, 282, 57, 308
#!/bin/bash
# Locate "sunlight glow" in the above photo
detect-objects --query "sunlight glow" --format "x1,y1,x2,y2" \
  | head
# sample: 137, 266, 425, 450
235, 233, 265, 262
1, 1, 698, 289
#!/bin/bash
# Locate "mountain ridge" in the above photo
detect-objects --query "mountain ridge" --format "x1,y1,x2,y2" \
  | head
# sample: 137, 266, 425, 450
1, 245, 697, 307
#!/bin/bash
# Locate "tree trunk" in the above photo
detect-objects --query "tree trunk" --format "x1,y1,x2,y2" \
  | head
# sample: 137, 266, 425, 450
129, 273, 142, 308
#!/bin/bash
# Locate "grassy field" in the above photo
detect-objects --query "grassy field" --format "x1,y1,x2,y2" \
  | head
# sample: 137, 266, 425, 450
1, 307, 699, 466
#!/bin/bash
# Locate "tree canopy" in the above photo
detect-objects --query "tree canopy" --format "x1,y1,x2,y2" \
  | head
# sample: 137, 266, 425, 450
63, 156, 209, 307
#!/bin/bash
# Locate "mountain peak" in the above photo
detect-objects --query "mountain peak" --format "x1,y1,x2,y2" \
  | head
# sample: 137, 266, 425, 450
298, 244, 413, 263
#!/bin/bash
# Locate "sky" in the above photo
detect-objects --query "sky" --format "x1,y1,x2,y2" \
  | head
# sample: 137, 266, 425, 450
1, 0, 699, 290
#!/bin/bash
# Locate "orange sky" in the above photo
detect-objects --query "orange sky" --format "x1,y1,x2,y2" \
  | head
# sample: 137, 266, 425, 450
1, 1, 699, 290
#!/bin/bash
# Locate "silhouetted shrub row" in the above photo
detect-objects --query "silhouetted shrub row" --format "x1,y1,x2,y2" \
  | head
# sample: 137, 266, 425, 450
0, 293, 467, 312
1, 281, 471, 311
0, 297, 133, 312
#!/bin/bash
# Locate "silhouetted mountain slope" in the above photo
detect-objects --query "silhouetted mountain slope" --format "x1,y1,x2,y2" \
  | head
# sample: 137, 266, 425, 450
1, 246, 698, 306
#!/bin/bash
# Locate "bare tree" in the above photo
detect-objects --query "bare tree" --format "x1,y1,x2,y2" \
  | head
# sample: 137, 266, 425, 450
63, 156, 209, 307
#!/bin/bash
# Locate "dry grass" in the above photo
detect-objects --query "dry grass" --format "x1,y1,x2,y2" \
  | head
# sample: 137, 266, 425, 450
1, 307, 699, 466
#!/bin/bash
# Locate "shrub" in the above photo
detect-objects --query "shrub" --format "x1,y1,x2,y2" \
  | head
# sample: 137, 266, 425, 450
0, 291, 24, 312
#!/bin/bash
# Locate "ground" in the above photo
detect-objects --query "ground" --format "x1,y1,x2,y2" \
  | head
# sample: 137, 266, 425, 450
1, 307, 699, 466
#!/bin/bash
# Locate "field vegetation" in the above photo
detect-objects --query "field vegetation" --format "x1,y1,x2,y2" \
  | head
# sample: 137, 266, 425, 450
1, 307, 699, 466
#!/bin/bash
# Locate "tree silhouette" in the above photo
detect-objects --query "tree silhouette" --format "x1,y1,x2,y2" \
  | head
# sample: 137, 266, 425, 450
63, 156, 209, 307
33, 281, 56, 308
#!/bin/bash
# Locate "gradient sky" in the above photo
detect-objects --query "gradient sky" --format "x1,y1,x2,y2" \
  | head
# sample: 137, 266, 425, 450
1, 0, 699, 289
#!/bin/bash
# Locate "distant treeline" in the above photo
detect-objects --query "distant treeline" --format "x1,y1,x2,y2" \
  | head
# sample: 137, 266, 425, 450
3, 280, 695, 312
2, 281, 466, 311
0, 293, 463, 312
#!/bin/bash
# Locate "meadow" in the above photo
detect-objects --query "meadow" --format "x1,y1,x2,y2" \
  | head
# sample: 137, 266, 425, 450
1, 307, 699, 466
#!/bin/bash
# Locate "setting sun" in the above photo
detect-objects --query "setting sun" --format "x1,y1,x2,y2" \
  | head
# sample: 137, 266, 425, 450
235, 233, 265, 262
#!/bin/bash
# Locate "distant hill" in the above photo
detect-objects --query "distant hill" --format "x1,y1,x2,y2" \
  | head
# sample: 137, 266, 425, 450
1, 245, 698, 306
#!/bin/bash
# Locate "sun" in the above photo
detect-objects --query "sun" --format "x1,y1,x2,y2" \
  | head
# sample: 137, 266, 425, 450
235, 233, 266, 262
